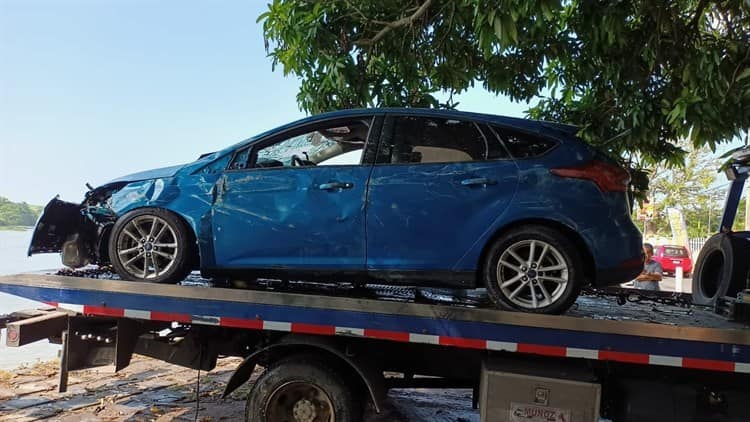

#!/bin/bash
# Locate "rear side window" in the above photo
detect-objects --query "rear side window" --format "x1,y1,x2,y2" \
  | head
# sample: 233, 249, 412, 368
378, 116, 506, 164
664, 247, 688, 258
493, 126, 557, 159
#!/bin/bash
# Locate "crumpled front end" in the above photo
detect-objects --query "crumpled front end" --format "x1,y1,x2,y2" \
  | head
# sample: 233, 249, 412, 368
29, 188, 121, 268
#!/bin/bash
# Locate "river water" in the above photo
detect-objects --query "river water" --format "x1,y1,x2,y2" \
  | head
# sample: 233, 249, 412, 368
0, 229, 62, 369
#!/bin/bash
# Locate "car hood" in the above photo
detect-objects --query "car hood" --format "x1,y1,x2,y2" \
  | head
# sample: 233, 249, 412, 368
106, 163, 187, 185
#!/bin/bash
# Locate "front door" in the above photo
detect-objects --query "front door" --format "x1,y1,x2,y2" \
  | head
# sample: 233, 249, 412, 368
211, 116, 377, 271
366, 114, 519, 278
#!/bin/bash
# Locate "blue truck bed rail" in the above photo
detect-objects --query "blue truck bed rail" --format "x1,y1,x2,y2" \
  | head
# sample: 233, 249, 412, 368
1, 272, 748, 374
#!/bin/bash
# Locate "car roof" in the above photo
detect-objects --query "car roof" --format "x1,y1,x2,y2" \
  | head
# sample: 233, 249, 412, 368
221, 107, 579, 153
310, 107, 579, 135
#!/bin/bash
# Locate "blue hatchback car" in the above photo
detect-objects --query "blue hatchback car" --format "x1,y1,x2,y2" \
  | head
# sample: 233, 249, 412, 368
29, 108, 643, 313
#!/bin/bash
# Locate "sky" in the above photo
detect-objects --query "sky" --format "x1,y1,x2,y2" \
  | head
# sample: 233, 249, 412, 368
0, 0, 527, 205
0, 1, 740, 206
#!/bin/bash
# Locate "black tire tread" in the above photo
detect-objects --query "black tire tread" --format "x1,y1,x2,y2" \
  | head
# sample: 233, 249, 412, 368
245, 354, 361, 422
692, 233, 750, 306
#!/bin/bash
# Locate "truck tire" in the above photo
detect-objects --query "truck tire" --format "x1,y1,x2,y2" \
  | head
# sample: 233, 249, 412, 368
246, 355, 361, 422
108, 208, 193, 283
692, 233, 750, 306
484, 225, 583, 314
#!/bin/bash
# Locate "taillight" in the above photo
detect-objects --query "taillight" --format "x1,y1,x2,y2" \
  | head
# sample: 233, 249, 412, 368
550, 160, 630, 192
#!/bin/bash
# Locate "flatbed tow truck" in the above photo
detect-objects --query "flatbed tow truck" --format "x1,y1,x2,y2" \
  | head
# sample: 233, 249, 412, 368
3, 144, 750, 422
1, 269, 748, 422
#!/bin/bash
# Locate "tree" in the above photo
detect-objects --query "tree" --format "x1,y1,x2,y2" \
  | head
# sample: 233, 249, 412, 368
735, 196, 746, 230
646, 145, 733, 237
258, 0, 750, 194
0, 196, 41, 227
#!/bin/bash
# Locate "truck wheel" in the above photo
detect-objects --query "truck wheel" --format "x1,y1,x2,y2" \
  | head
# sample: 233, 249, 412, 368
692, 233, 750, 306
246, 355, 361, 422
484, 225, 583, 314
108, 208, 193, 283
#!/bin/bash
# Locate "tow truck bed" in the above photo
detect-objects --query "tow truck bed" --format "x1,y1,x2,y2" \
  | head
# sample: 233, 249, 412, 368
2, 271, 748, 373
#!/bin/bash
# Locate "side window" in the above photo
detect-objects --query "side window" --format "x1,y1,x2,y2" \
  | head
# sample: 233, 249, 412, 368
229, 118, 372, 170
493, 125, 558, 159
377, 116, 489, 164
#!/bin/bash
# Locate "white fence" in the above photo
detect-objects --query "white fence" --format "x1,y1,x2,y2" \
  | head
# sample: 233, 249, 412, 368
688, 237, 709, 258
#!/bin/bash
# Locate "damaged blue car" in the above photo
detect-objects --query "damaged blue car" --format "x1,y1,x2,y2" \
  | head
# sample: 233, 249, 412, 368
29, 108, 643, 313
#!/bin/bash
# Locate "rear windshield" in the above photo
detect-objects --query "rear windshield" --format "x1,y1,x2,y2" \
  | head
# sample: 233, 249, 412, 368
664, 247, 688, 257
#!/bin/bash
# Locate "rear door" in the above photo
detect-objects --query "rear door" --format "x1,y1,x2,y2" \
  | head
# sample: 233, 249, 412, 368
365, 114, 519, 279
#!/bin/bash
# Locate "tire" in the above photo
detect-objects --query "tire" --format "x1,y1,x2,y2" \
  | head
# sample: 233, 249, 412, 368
245, 355, 361, 422
484, 225, 584, 314
108, 208, 193, 283
692, 233, 750, 306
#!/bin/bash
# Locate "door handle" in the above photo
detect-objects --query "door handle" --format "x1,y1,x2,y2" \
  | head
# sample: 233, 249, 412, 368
317, 181, 354, 191
461, 177, 497, 186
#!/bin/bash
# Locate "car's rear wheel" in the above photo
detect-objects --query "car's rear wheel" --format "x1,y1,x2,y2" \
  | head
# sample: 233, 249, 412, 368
108, 208, 193, 283
484, 225, 583, 314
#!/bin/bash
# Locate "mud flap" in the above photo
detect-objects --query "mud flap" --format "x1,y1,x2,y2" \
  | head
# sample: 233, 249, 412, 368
58, 316, 142, 392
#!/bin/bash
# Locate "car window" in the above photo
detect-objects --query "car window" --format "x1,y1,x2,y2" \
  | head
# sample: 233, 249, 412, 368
664, 247, 689, 257
377, 116, 494, 164
492, 125, 558, 159
228, 119, 371, 170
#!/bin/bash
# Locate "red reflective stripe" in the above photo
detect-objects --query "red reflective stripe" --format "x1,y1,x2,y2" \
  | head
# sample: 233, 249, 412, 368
599, 350, 649, 364
683, 358, 735, 372
151, 311, 191, 323
291, 323, 336, 336
517, 344, 567, 357
83, 305, 125, 317
439, 336, 487, 350
364, 329, 409, 342
220, 317, 264, 330
44, 301, 58, 307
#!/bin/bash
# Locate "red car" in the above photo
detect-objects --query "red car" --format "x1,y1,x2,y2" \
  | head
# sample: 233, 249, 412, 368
653, 245, 693, 277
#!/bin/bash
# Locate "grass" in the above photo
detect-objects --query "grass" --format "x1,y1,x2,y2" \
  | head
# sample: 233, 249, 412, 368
20, 359, 59, 375
8, 359, 60, 380
0, 369, 12, 384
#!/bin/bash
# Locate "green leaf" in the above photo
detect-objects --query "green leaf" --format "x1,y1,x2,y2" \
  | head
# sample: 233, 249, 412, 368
493, 16, 503, 41
256, 11, 271, 24
737, 68, 750, 82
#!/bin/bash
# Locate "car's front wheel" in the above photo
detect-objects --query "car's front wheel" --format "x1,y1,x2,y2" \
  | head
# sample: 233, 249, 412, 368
108, 208, 193, 283
484, 225, 583, 314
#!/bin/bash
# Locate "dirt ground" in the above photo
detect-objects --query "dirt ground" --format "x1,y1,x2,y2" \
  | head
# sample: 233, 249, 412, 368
0, 356, 478, 422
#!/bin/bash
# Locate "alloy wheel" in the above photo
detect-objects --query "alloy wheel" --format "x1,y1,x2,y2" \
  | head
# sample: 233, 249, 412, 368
115, 215, 179, 279
496, 239, 569, 309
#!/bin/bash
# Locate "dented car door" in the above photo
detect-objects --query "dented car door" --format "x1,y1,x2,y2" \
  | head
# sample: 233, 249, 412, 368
209, 116, 379, 272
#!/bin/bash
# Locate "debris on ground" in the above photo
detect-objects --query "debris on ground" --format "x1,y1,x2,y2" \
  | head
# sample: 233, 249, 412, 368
0, 356, 478, 421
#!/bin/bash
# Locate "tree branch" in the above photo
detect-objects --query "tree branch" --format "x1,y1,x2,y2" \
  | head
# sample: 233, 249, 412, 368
355, 0, 434, 46
688, 0, 709, 30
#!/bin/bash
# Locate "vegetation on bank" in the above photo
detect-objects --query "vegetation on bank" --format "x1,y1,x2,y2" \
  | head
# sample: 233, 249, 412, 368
0, 197, 42, 229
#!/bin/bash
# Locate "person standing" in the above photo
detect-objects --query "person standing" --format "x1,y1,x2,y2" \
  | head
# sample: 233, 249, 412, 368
633, 243, 663, 290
